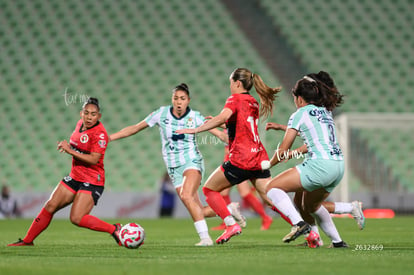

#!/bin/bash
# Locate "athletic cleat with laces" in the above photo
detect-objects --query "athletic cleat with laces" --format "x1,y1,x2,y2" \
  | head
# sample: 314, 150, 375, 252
7, 238, 34, 247
305, 231, 323, 248
112, 223, 123, 246
351, 201, 365, 230
261, 215, 273, 230
228, 202, 247, 228
216, 223, 242, 244
282, 221, 311, 243
328, 241, 349, 248
195, 237, 214, 246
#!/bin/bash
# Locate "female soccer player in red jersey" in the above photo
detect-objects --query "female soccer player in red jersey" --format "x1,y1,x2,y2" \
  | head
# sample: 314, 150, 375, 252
212, 143, 273, 231
176, 68, 281, 244
8, 98, 123, 247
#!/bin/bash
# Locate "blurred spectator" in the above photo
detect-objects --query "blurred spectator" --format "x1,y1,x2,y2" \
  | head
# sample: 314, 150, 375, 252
159, 172, 176, 217
0, 185, 21, 219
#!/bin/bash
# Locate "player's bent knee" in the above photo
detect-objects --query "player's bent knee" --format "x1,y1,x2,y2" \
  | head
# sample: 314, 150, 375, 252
70, 214, 82, 225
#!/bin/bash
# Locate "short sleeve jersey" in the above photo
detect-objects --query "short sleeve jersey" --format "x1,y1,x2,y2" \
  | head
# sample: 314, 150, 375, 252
224, 93, 269, 170
69, 119, 108, 186
145, 106, 205, 168
287, 104, 343, 160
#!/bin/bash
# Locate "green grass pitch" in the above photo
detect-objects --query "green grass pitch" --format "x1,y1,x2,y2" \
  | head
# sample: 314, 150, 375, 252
1, 216, 413, 275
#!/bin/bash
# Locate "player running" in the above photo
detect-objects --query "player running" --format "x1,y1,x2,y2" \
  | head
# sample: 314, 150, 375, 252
8, 98, 123, 247
265, 71, 350, 248
212, 143, 273, 231
109, 83, 231, 246
265, 122, 365, 247
176, 68, 281, 244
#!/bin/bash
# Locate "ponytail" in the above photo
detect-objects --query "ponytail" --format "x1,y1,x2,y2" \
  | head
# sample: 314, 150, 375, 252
253, 74, 282, 118
230, 68, 281, 119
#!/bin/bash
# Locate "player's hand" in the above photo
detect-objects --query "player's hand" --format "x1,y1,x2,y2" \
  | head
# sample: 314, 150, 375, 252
265, 122, 284, 131
57, 140, 70, 153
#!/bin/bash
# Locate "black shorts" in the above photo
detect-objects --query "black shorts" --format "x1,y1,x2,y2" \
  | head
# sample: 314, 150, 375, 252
60, 175, 104, 205
221, 161, 271, 186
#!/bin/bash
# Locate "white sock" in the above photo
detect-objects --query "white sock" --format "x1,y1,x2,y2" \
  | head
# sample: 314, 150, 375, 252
334, 202, 353, 214
194, 220, 210, 239
227, 205, 233, 215
223, 215, 236, 226
311, 206, 342, 243
267, 188, 302, 225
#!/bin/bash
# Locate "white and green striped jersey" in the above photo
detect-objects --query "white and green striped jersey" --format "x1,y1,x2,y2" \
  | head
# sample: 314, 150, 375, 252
287, 104, 343, 160
145, 106, 205, 168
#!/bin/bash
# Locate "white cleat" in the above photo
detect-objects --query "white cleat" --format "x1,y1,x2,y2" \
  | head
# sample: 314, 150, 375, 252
228, 202, 247, 228
195, 237, 213, 247
351, 201, 365, 230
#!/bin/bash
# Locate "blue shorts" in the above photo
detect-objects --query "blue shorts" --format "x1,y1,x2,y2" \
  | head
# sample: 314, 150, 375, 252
296, 159, 344, 193
167, 158, 204, 188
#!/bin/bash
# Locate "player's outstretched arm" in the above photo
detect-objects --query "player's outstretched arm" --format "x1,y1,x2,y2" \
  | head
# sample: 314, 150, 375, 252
109, 120, 149, 142
269, 128, 298, 167
208, 128, 229, 144
176, 108, 233, 135
265, 122, 287, 131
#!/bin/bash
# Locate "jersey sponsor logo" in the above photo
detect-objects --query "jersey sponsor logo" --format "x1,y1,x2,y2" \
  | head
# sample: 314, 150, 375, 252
172, 134, 185, 141
80, 133, 89, 143
98, 139, 107, 148
309, 109, 327, 116
70, 139, 78, 146
251, 147, 263, 153
249, 102, 259, 108
163, 118, 170, 125
309, 109, 333, 123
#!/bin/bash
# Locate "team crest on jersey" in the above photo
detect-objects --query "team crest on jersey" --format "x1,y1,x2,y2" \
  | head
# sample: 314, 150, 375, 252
80, 133, 89, 143
186, 118, 195, 128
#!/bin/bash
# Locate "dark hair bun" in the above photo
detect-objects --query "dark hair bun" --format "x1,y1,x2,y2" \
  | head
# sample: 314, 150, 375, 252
315, 71, 335, 88
83, 97, 100, 110
173, 83, 190, 96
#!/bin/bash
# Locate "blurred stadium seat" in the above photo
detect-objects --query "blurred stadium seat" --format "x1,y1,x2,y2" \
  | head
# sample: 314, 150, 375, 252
0, 0, 288, 192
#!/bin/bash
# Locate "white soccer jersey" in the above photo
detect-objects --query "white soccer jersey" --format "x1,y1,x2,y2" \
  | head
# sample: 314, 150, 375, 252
145, 106, 205, 168
287, 104, 343, 160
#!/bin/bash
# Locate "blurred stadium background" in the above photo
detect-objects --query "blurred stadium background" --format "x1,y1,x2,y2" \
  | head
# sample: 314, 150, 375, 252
0, 0, 413, 218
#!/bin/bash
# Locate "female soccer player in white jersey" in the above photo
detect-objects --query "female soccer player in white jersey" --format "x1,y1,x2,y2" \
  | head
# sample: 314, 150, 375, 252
177, 68, 281, 244
109, 83, 228, 246
8, 98, 124, 247
266, 122, 365, 232
265, 71, 349, 248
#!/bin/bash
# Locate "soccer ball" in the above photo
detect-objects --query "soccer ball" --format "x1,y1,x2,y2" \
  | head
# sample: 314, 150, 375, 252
119, 222, 145, 249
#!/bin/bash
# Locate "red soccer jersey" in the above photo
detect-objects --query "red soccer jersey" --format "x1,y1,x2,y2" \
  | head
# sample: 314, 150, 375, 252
68, 119, 108, 186
224, 93, 269, 170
